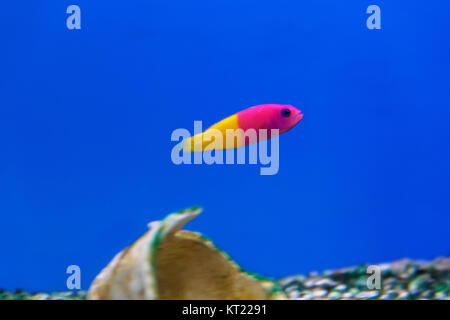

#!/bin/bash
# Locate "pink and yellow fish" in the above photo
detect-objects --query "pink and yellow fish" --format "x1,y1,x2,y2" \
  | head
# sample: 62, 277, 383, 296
183, 104, 303, 152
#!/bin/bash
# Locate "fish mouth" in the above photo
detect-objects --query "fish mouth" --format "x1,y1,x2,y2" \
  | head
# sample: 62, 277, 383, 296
294, 112, 304, 123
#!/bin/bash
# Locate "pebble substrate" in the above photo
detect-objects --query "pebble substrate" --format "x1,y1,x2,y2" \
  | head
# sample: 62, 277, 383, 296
1, 257, 448, 300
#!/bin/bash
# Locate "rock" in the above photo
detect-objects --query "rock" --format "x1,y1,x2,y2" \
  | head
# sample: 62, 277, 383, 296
379, 290, 399, 300
334, 284, 348, 292
327, 292, 342, 300
87, 207, 284, 300
315, 278, 338, 288
311, 289, 328, 299
354, 291, 380, 300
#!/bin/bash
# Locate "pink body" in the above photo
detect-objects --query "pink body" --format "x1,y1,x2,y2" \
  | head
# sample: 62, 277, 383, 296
237, 104, 303, 143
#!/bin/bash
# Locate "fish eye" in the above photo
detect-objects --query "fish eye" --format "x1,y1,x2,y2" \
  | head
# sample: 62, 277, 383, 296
281, 108, 291, 117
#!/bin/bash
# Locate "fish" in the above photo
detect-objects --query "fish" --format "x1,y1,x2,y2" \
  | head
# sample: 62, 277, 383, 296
183, 104, 303, 152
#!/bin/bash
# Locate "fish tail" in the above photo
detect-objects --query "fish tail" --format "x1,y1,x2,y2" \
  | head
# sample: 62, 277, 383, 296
182, 133, 209, 152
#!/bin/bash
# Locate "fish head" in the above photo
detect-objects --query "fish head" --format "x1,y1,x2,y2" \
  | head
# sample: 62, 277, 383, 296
268, 104, 303, 134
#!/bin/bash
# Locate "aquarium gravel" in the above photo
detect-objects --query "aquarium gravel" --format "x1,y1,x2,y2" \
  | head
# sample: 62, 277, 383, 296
279, 257, 449, 300
1, 257, 448, 300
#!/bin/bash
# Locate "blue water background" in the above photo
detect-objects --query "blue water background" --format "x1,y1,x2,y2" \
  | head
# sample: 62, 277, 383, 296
1, 1, 449, 291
